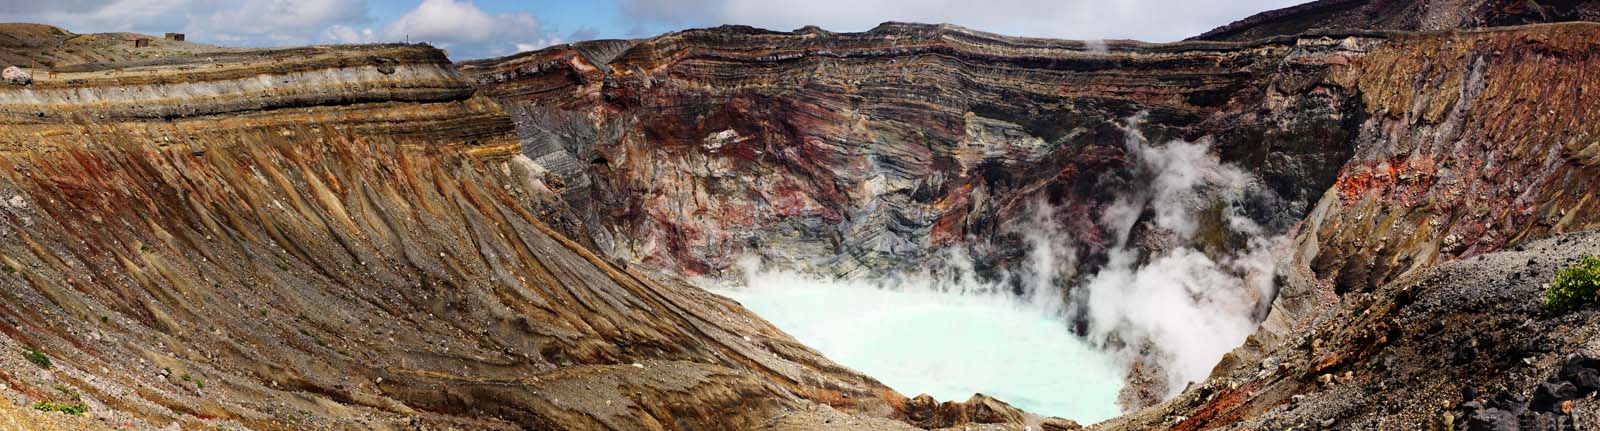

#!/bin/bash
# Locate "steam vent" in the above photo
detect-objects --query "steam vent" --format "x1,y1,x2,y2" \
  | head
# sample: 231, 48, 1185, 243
4, 0, 1600, 429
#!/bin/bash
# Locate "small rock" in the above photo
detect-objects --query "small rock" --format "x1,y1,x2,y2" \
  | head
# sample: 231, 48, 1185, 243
2, 66, 31, 85
1531, 381, 1578, 412
1040, 417, 1081, 431
1463, 408, 1518, 431
631, 362, 645, 369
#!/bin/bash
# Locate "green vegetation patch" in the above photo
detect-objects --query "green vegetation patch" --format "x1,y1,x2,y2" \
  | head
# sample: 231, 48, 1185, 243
32, 401, 86, 416
1547, 255, 1600, 310
22, 348, 51, 369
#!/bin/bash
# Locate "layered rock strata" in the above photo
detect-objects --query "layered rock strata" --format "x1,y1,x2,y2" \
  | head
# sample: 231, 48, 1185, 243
5, 12, 1600, 431
463, 23, 1362, 282
470, 20, 1600, 426
0, 42, 921, 430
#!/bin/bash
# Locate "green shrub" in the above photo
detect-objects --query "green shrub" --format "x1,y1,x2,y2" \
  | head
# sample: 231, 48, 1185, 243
32, 401, 86, 416
1547, 255, 1600, 310
22, 348, 50, 369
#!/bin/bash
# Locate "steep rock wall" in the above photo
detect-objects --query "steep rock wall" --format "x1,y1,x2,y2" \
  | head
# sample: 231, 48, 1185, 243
464, 23, 1365, 282
1099, 22, 1600, 431
0, 44, 912, 430
1265, 23, 1600, 343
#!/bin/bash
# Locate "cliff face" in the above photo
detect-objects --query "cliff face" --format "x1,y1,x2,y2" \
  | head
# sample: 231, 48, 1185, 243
463, 23, 1361, 281
1265, 23, 1600, 343
6, 11, 1600, 431
469, 19, 1600, 428
1101, 24, 1600, 429
0, 42, 914, 430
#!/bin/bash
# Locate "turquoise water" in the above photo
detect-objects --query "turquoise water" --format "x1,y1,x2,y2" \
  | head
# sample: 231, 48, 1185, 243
719, 274, 1125, 423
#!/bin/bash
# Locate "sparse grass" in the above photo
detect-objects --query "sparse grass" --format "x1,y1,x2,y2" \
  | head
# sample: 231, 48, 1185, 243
22, 348, 51, 369
1547, 255, 1600, 310
298, 328, 340, 353
32, 401, 86, 416
1, 264, 15, 274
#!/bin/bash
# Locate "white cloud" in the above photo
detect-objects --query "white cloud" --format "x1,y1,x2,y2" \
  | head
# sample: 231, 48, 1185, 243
191, 0, 369, 42
0, 0, 192, 35
325, 25, 376, 44
0, 0, 374, 47
384, 0, 562, 59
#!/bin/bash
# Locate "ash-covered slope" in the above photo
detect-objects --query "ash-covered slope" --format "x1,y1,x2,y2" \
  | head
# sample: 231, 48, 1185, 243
0, 23, 230, 68
1194, 0, 1600, 41
0, 42, 927, 430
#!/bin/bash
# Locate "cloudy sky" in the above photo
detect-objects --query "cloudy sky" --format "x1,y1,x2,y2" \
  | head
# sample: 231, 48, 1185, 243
0, 0, 1306, 59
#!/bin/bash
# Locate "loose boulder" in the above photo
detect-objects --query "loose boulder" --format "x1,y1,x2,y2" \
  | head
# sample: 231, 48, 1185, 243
3, 66, 31, 85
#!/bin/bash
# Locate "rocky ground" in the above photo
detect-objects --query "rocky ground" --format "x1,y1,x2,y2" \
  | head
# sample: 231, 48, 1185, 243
0, 23, 231, 72
1101, 230, 1600, 430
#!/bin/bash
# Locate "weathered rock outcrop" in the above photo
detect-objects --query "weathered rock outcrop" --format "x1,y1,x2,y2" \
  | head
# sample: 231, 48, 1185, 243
0, 41, 916, 430
1094, 21, 1600, 431
462, 23, 1361, 283
1261, 23, 1600, 350
1099, 231, 1600, 430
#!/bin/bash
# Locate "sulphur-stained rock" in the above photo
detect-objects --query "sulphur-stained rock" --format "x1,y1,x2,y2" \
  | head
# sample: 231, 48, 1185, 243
1263, 24, 1600, 347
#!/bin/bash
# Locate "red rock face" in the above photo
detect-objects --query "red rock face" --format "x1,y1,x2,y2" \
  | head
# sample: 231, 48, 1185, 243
464, 24, 1365, 283
469, 21, 1600, 327
1277, 24, 1600, 328
471, 23, 1600, 423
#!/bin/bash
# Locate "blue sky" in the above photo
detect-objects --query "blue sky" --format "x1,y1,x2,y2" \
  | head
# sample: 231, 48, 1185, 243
0, 0, 1305, 59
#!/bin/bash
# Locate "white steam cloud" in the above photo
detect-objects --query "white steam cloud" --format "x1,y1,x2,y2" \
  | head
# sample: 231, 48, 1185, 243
722, 113, 1285, 411
1075, 113, 1284, 397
